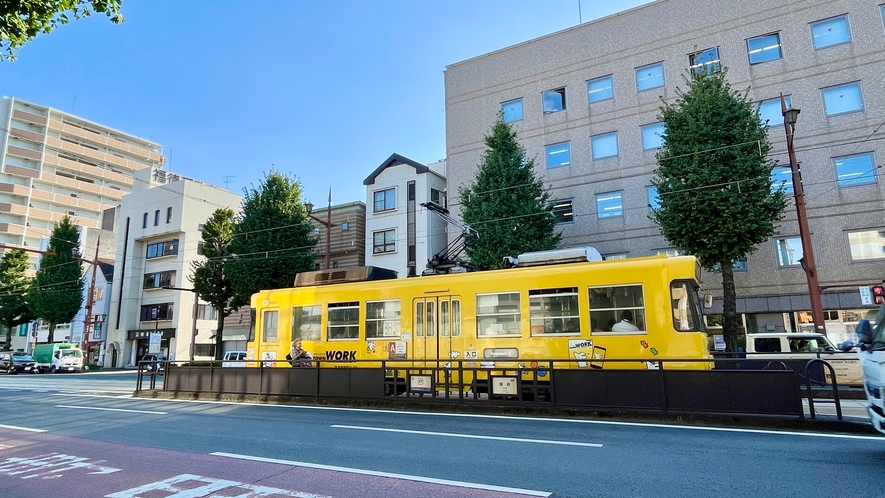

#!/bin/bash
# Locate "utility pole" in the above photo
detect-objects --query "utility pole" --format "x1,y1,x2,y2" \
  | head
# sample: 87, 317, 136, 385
305, 188, 336, 270
781, 94, 826, 334
81, 234, 101, 363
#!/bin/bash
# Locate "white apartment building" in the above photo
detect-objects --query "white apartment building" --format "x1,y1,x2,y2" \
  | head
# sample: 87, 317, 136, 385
0, 96, 164, 268
364, 154, 448, 277
105, 169, 242, 367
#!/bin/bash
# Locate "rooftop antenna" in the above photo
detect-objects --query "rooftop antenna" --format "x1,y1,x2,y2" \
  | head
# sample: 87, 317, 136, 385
578, 0, 583, 24
222, 176, 236, 189
167, 147, 173, 172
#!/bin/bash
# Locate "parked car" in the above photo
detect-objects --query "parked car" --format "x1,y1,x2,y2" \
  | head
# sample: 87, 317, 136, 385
221, 351, 246, 368
0, 352, 38, 374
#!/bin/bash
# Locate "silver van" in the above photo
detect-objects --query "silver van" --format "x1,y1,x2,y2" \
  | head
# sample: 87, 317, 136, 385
221, 351, 246, 368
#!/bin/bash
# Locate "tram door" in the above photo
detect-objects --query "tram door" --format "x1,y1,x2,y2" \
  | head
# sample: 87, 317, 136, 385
414, 296, 462, 372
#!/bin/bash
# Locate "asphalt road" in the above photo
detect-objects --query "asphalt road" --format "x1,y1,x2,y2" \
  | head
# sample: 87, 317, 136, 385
1, 372, 884, 497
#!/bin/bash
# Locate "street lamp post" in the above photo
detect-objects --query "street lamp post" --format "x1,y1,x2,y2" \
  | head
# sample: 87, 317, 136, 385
162, 286, 199, 361
781, 94, 826, 334
305, 188, 337, 270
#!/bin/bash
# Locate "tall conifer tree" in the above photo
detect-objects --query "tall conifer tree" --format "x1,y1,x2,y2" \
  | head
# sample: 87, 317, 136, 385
28, 216, 84, 340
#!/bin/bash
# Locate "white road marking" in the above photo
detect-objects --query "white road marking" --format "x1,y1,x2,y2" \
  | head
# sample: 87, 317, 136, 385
0, 453, 120, 477
331, 424, 603, 447
107, 473, 328, 498
0, 424, 46, 433
117, 396, 885, 441
53, 405, 166, 415
212, 452, 551, 497
51, 393, 133, 398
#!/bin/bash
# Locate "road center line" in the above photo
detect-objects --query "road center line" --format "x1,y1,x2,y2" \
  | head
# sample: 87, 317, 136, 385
54, 405, 167, 414
0, 423, 46, 433
211, 452, 551, 497
331, 424, 603, 447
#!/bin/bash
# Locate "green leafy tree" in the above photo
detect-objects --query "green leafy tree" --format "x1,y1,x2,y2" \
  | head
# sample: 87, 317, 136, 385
28, 216, 84, 340
226, 171, 317, 305
459, 115, 560, 270
651, 69, 787, 350
0, 250, 35, 350
190, 208, 247, 361
1, 0, 123, 61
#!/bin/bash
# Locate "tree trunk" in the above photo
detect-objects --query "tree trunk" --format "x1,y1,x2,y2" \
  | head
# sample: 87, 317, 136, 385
2, 324, 10, 350
48, 322, 56, 343
214, 314, 225, 361
720, 264, 740, 352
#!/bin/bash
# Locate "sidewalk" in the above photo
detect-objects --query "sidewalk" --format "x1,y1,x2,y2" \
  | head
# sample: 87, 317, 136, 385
803, 398, 869, 422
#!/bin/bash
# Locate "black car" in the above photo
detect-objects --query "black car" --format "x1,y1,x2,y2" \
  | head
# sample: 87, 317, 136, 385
0, 352, 38, 374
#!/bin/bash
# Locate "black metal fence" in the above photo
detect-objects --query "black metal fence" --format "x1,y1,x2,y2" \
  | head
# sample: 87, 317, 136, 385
136, 357, 810, 419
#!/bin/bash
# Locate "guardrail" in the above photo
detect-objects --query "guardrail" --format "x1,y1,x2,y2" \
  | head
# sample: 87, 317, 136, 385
135, 357, 812, 419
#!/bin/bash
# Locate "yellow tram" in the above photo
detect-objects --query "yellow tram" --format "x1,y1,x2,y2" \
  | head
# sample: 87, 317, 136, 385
246, 248, 712, 391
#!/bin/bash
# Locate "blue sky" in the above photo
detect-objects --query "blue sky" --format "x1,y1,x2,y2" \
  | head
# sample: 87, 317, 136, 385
2, 0, 653, 206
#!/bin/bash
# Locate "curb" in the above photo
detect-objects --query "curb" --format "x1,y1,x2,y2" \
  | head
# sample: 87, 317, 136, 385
133, 390, 882, 436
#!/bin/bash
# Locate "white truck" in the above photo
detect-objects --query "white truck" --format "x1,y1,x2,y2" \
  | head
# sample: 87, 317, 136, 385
854, 305, 885, 434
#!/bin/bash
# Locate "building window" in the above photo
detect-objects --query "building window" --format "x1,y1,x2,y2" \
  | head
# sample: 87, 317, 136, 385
166, 207, 172, 224
143, 271, 175, 289
847, 229, 885, 262
550, 200, 573, 224
587, 75, 613, 103
542, 88, 566, 113
771, 166, 794, 194
747, 34, 782, 64
197, 241, 205, 256
193, 344, 216, 357
603, 253, 628, 260
529, 288, 580, 336
366, 300, 401, 338
641, 123, 665, 150
689, 47, 720, 75
476, 292, 521, 337
834, 153, 876, 187
758, 96, 790, 127
142, 213, 148, 229
775, 237, 804, 267
328, 302, 359, 340
373, 229, 396, 254
822, 83, 863, 116
146, 239, 179, 259
636, 63, 664, 91
588, 284, 646, 333
647, 186, 660, 213
140, 303, 174, 321
262, 310, 278, 342
596, 191, 623, 218
197, 304, 219, 320
656, 248, 686, 257
153, 210, 160, 226
501, 99, 523, 123
341, 222, 349, 231
591, 133, 618, 159
431, 188, 445, 207
373, 188, 395, 212
197, 223, 205, 231
545, 142, 570, 168
292, 305, 321, 341
811, 16, 851, 50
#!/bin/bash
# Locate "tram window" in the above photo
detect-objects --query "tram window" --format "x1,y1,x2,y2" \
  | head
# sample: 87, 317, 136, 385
366, 300, 401, 338
452, 300, 461, 337
292, 305, 322, 341
263, 310, 279, 342
415, 302, 424, 337
248, 308, 256, 342
441, 301, 449, 337
328, 302, 359, 340
588, 285, 646, 334
477, 292, 521, 337
670, 282, 700, 331
529, 287, 580, 336
427, 301, 435, 337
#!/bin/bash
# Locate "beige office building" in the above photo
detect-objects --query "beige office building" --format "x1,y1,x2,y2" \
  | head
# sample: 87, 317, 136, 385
444, 0, 885, 340
0, 96, 164, 267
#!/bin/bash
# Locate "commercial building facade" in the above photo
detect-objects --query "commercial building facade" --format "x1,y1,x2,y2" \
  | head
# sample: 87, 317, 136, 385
444, 0, 885, 340
105, 169, 242, 367
305, 200, 367, 270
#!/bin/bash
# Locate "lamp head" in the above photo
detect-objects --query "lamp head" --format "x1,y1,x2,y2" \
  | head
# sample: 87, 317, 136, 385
783, 107, 800, 130
305, 201, 314, 215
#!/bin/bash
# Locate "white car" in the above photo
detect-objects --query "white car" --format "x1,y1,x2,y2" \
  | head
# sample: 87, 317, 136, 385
221, 351, 246, 368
